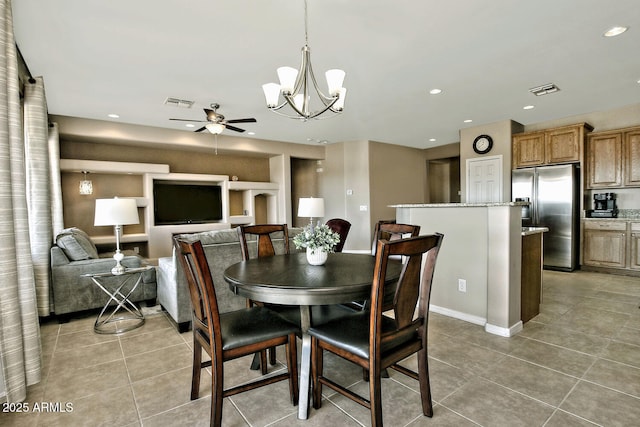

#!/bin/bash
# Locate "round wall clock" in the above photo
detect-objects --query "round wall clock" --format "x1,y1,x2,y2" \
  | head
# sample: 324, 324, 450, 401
473, 134, 493, 154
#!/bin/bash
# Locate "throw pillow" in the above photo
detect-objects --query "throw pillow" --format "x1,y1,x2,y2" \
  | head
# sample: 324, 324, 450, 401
56, 227, 99, 260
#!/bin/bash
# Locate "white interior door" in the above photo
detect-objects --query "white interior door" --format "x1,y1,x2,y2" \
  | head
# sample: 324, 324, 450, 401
466, 155, 503, 203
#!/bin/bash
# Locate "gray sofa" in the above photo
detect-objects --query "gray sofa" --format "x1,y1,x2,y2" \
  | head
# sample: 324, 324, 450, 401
50, 228, 157, 317
158, 227, 303, 332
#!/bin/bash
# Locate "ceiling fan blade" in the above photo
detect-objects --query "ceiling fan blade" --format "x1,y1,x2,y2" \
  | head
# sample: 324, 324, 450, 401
194, 126, 207, 132
225, 124, 246, 133
226, 118, 257, 124
170, 118, 207, 122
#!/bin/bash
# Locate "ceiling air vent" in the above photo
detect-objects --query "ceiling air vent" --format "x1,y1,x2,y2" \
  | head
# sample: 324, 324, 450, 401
529, 83, 560, 96
164, 97, 194, 108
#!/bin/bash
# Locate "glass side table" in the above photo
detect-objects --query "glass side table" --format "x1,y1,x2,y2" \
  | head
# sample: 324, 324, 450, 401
83, 266, 153, 334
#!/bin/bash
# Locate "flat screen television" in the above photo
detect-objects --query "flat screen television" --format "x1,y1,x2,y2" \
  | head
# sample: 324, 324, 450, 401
153, 181, 223, 225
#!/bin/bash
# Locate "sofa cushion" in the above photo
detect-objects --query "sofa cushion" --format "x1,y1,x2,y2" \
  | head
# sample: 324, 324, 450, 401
55, 227, 99, 261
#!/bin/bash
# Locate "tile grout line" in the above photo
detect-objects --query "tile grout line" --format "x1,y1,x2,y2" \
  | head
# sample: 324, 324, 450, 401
118, 332, 144, 426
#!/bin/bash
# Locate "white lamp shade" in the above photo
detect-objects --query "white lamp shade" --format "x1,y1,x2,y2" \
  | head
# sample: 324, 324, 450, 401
293, 94, 305, 111
94, 198, 140, 226
325, 69, 346, 96
277, 66, 298, 94
205, 123, 225, 134
262, 83, 281, 107
333, 87, 347, 111
298, 197, 325, 218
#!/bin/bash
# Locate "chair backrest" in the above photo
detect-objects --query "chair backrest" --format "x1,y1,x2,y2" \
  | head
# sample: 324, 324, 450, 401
237, 224, 289, 260
173, 237, 222, 350
325, 218, 351, 253
370, 234, 443, 356
371, 220, 421, 256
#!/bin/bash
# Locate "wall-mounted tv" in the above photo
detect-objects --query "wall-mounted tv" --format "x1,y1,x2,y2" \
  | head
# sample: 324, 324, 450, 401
153, 180, 223, 225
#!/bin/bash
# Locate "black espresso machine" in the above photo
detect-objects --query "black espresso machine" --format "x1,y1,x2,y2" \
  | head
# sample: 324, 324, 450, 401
587, 193, 618, 218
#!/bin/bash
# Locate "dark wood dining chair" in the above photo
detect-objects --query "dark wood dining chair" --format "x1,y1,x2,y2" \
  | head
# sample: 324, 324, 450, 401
371, 220, 421, 256
308, 233, 444, 427
237, 224, 292, 367
325, 218, 351, 252
174, 237, 299, 427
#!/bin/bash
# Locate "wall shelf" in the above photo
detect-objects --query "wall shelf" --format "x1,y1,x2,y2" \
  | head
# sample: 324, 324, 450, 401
60, 159, 170, 174
91, 233, 149, 245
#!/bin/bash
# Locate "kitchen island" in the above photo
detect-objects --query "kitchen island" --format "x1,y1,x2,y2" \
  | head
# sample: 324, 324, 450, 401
394, 202, 539, 337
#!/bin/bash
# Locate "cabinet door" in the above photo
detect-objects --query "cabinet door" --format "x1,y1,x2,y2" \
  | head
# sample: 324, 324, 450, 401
583, 228, 626, 268
586, 133, 622, 188
546, 126, 581, 164
624, 129, 640, 186
513, 132, 545, 168
631, 223, 640, 270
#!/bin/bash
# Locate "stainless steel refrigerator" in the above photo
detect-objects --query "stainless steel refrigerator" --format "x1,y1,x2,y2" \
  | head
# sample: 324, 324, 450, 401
512, 164, 580, 271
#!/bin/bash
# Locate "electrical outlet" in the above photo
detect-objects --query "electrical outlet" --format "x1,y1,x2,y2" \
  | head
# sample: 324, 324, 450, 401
458, 279, 466, 292
133, 246, 140, 254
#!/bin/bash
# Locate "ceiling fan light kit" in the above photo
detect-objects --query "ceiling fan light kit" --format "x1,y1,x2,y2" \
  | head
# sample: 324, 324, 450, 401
205, 123, 225, 135
262, 0, 346, 121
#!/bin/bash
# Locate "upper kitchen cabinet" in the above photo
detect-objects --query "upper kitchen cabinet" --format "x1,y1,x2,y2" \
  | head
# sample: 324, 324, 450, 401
586, 126, 640, 189
625, 128, 640, 186
512, 132, 545, 168
586, 132, 623, 188
512, 123, 592, 169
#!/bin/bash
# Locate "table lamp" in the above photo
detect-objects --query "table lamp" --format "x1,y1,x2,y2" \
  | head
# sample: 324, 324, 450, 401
298, 197, 324, 230
94, 197, 139, 275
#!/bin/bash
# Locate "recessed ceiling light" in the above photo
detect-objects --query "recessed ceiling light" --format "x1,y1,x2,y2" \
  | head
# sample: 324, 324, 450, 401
603, 26, 628, 37
247, 132, 255, 136
185, 123, 195, 128
429, 88, 442, 95
429, 138, 436, 142
107, 113, 119, 118
463, 119, 473, 123
523, 105, 535, 110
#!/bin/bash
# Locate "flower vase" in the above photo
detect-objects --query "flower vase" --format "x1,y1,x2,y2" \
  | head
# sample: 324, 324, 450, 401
306, 247, 328, 266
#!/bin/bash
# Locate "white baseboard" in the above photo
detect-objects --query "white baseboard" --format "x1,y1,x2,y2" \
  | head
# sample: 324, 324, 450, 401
484, 321, 523, 337
429, 304, 486, 326
430, 304, 523, 337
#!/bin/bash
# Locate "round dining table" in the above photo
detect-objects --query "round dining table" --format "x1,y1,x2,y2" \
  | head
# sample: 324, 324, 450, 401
224, 252, 402, 420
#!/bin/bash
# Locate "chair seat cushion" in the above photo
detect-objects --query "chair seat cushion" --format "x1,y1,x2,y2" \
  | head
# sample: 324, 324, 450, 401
308, 312, 417, 359
219, 306, 300, 351
271, 304, 359, 329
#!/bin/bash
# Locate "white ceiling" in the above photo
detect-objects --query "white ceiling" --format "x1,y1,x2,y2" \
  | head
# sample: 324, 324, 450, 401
12, 0, 640, 149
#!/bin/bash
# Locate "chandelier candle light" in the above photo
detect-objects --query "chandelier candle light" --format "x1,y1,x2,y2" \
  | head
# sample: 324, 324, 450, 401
94, 197, 140, 275
262, 0, 346, 120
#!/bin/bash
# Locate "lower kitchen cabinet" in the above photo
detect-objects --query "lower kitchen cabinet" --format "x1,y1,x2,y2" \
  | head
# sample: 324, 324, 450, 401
521, 231, 543, 323
631, 222, 640, 270
583, 220, 640, 272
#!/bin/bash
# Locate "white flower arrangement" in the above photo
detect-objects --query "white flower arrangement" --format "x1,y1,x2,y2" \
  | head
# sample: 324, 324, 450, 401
293, 224, 341, 254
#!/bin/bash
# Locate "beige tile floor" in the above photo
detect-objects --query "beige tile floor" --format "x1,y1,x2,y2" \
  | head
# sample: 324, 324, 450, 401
2, 270, 639, 426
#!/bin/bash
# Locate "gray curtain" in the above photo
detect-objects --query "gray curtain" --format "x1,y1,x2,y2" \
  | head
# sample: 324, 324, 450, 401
24, 76, 59, 315
0, 0, 42, 402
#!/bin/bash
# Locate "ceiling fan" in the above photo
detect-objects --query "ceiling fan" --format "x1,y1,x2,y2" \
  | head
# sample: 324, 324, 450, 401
170, 103, 256, 134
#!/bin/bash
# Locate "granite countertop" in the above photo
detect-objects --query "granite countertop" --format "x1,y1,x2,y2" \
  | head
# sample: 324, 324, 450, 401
392, 202, 528, 208
521, 226, 549, 236
583, 209, 640, 221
